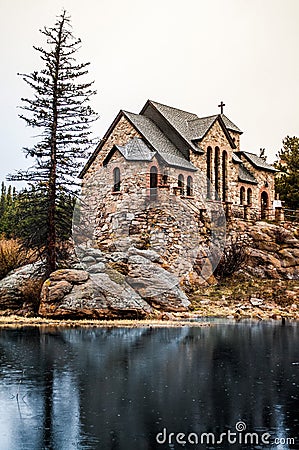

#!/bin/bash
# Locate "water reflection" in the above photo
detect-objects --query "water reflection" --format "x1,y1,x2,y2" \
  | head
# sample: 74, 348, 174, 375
0, 322, 298, 449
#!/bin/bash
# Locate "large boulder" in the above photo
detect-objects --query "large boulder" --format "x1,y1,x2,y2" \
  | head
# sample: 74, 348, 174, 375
39, 268, 153, 319
38, 250, 191, 318
125, 254, 190, 311
0, 262, 45, 311
227, 221, 299, 280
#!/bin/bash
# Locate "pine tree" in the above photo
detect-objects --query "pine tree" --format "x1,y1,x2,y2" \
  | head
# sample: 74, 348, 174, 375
0, 182, 16, 238
6, 186, 12, 207
275, 136, 299, 210
9, 10, 98, 274
0, 182, 6, 220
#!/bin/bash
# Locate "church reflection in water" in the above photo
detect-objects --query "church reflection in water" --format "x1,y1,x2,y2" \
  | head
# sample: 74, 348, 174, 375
0, 321, 298, 449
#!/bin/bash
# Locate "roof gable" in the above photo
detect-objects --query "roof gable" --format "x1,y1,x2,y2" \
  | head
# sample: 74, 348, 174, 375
103, 138, 155, 166
196, 115, 237, 149
79, 110, 128, 178
124, 111, 197, 171
186, 115, 217, 140
80, 100, 243, 178
141, 100, 202, 156
142, 100, 239, 151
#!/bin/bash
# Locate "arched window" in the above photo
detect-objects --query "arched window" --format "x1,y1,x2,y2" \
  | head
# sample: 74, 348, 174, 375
240, 186, 245, 205
150, 166, 158, 199
206, 146, 212, 198
187, 176, 193, 196
214, 147, 220, 199
247, 188, 252, 206
178, 174, 184, 195
113, 167, 120, 192
222, 151, 228, 202
261, 191, 269, 219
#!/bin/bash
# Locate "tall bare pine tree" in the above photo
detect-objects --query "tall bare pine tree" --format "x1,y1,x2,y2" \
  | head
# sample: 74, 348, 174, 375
9, 10, 98, 274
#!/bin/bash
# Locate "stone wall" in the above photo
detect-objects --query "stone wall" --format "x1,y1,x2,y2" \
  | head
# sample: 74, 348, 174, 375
78, 151, 226, 284
228, 129, 241, 149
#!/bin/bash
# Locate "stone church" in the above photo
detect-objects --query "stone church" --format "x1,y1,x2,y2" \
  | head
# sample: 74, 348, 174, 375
81, 99, 276, 207
79, 100, 277, 259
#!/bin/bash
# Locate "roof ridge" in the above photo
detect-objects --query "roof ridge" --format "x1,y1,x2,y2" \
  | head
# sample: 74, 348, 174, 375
187, 115, 217, 124
123, 109, 197, 170
123, 110, 156, 125
242, 150, 258, 156
220, 114, 242, 133
242, 150, 270, 159
148, 100, 198, 117
122, 109, 139, 116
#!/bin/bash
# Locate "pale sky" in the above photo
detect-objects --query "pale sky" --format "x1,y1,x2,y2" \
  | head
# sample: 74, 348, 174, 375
1, 0, 299, 185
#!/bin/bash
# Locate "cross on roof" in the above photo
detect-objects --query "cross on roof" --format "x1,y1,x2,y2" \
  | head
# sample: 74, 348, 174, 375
218, 101, 225, 114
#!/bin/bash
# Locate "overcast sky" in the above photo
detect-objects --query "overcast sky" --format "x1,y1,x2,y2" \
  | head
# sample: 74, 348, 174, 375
1, 0, 298, 186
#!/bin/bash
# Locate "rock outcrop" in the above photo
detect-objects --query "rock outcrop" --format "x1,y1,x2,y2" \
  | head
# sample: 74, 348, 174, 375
39, 268, 153, 319
0, 262, 45, 312
38, 247, 190, 319
125, 254, 189, 310
236, 222, 299, 280
1, 220, 298, 319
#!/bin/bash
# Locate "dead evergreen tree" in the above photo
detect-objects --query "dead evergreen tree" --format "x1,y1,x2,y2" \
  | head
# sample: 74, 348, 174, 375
9, 10, 98, 275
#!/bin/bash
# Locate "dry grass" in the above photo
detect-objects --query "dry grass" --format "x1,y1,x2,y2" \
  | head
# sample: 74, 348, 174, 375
0, 238, 31, 279
190, 274, 299, 320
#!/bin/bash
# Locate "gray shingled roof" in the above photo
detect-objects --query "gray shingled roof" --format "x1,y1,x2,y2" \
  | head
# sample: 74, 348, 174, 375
115, 138, 155, 161
124, 111, 197, 171
148, 101, 202, 152
241, 151, 277, 172
238, 164, 258, 184
186, 116, 217, 140
149, 101, 242, 141
232, 152, 243, 164
186, 114, 242, 140
79, 100, 244, 178
220, 114, 242, 133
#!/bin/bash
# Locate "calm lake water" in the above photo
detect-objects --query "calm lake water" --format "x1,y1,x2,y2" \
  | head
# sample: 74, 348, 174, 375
0, 321, 298, 450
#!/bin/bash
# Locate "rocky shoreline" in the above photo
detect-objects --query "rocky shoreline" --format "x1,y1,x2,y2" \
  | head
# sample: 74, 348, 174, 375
0, 315, 210, 328
0, 304, 297, 329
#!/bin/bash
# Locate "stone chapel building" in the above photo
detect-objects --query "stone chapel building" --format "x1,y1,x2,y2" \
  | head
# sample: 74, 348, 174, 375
79, 100, 277, 253
79, 100, 276, 260
80, 100, 276, 264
